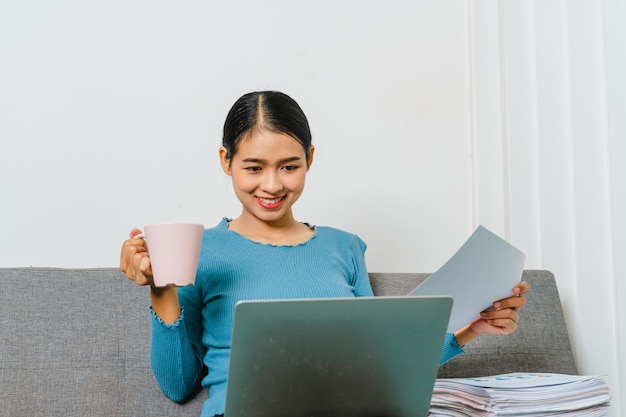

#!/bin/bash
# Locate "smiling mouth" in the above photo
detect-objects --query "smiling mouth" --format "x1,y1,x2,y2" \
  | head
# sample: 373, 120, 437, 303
256, 196, 286, 209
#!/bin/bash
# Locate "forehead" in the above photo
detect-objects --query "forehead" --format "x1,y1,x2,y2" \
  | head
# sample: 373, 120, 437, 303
235, 129, 307, 160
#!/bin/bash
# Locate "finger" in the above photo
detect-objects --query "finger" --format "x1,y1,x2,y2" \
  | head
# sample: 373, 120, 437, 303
481, 311, 519, 329
487, 318, 518, 333
482, 308, 520, 322
128, 237, 148, 249
120, 240, 134, 272
129, 228, 143, 238
138, 254, 152, 276
493, 295, 527, 310
128, 252, 152, 285
513, 281, 531, 295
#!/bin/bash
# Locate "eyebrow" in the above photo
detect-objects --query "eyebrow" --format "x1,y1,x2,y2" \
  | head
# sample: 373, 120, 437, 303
241, 156, 303, 164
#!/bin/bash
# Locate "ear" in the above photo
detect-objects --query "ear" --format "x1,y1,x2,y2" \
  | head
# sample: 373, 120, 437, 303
306, 145, 315, 170
219, 147, 232, 175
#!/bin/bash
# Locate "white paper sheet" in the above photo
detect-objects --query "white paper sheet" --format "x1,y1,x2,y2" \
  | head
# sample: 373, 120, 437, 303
409, 226, 525, 332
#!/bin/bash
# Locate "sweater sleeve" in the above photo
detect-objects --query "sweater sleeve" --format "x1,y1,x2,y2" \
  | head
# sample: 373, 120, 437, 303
349, 234, 375, 297
439, 332, 465, 366
149, 286, 205, 402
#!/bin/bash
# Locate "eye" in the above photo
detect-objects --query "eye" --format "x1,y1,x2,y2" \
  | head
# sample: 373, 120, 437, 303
282, 165, 299, 172
244, 166, 262, 173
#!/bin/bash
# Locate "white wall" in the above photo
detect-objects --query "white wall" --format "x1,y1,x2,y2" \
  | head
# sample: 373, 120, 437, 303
0, 0, 473, 272
0, 0, 622, 413
604, 0, 626, 412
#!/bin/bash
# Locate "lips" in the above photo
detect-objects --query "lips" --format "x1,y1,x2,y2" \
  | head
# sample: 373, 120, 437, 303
256, 196, 286, 209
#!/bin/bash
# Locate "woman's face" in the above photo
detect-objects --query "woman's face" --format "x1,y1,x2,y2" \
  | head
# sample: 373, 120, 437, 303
220, 129, 314, 226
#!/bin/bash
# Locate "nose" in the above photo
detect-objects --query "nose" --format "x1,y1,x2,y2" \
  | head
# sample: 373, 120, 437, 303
260, 170, 284, 194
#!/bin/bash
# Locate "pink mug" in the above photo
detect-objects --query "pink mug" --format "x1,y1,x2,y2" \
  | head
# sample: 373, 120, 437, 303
141, 223, 204, 287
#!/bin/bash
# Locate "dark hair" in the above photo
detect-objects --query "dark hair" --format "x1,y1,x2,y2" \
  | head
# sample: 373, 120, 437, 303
222, 91, 312, 160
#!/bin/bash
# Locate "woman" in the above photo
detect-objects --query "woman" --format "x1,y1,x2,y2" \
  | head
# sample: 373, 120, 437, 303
120, 91, 529, 417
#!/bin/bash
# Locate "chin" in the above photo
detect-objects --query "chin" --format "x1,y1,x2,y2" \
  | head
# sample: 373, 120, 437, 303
256, 210, 290, 223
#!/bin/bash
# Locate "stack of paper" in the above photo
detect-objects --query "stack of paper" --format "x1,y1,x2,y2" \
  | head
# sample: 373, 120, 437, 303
429, 372, 611, 416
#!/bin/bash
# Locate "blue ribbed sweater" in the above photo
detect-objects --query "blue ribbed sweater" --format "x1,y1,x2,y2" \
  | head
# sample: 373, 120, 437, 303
149, 218, 463, 417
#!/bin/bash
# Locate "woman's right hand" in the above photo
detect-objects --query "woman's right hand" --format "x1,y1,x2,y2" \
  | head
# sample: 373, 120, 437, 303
120, 228, 154, 286
120, 228, 181, 324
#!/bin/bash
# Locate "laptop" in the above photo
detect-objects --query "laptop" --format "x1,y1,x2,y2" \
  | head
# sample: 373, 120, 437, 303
224, 296, 453, 417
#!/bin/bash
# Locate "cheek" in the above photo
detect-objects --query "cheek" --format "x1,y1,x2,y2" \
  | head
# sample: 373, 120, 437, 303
286, 173, 307, 192
231, 174, 258, 192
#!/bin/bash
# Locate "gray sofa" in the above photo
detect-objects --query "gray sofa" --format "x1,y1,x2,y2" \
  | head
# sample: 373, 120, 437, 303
0, 268, 576, 417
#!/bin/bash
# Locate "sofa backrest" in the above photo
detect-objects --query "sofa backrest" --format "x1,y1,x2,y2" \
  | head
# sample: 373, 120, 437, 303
0, 268, 576, 417
1, 268, 205, 417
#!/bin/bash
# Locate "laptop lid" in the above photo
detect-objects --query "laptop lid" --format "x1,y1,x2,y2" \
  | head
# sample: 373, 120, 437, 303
224, 296, 453, 417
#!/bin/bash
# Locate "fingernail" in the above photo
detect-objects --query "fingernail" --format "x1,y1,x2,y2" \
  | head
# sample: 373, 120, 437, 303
494, 302, 502, 308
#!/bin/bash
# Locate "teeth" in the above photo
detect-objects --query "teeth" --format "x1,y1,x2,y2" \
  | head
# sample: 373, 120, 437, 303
258, 197, 283, 204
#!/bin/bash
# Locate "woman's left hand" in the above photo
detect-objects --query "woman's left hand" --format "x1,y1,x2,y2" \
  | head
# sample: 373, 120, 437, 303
471, 281, 531, 335
454, 281, 531, 346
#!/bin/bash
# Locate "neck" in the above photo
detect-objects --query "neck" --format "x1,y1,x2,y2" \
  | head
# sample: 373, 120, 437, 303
228, 212, 312, 245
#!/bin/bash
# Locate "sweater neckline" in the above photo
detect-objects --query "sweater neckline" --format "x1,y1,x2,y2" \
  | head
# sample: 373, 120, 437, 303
220, 217, 317, 248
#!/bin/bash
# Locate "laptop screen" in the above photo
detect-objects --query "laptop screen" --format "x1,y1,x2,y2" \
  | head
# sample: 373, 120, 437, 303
224, 296, 452, 417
